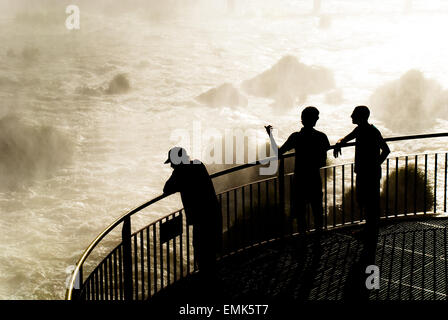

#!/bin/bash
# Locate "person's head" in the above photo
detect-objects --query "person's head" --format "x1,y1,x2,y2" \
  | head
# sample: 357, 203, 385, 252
164, 147, 190, 168
301, 106, 320, 128
351, 105, 370, 125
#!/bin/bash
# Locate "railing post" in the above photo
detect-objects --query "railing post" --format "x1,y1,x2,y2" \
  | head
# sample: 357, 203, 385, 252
70, 266, 83, 300
278, 156, 285, 236
122, 216, 133, 301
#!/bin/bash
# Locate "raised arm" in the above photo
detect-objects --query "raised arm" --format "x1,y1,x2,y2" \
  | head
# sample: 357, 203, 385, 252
264, 125, 295, 157
333, 128, 357, 158
265, 125, 279, 157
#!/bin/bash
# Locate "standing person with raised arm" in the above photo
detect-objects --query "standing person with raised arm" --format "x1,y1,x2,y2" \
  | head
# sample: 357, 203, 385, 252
333, 105, 390, 300
265, 106, 330, 236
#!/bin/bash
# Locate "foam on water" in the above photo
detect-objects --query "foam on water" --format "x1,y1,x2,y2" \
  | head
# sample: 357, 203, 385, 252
0, 1, 448, 299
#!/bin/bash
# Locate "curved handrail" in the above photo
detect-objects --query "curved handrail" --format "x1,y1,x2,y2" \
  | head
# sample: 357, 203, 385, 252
66, 132, 448, 299
209, 132, 448, 178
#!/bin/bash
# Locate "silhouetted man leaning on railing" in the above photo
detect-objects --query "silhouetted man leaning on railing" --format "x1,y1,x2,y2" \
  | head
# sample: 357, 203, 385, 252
163, 147, 223, 283
265, 106, 330, 236
334, 105, 390, 300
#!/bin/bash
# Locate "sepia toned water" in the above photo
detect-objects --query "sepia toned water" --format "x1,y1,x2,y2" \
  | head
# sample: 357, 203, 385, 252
0, 0, 447, 299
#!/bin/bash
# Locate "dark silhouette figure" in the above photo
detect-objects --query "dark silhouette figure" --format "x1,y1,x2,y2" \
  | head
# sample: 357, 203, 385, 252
266, 106, 330, 235
333, 105, 390, 300
163, 147, 223, 280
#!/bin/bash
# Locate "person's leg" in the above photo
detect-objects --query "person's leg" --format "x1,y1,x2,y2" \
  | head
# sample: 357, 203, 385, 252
293, 178, 308, 234
310, 199, 323, 235
295, 198, 307, 235
349, 173, 380, 301
362, 175, 380, 263
310, 176, 324, 234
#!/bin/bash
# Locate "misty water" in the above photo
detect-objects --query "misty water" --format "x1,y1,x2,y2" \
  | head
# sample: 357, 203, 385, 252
0, 0, 448, 299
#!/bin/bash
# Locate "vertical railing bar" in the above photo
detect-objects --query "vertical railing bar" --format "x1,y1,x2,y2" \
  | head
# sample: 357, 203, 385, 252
350, 164, 354, 223
386, 158, 389, 217
146, 227, 151, 297
86, 274, 90, 301
192, 225, 197, 272
278, 157, 285, 237
118, 246, 123, 300
95, 269, 99, 301
324, 168, 328, 228
92, 270, 97, 301
89, 271, 93, 300
173, 215, 177, 283
234, 188, 238, 250
122, 216, 133, 301
109, 255, 113, 300
140, 230, 145, 300
332, 166, 336, 227
289, 175, 294, 234
78, 265, 84, 300
167, 219, 171, 287
159, 220, 164, 288
342, 165, 345, 224
424, 154, 428, 214
104, 259, 109, 301
434, 154, 438, 213
249, 184, 254, 243
404, 156, 408, 216
257, 182, 261, 239
444, 153, 447, 213
86, 276, 90, 301
395, 157, 399, 217
99, 264, 104, 300
133, 234, 138, 300
85, 274, 90, 301
266, 180, 270, 237
242, 185, 246, 245
226, 191, 230, 253
186, 222, 191, 275
179, 210, 184, 279
414, 156, 418, 214
153, 224, 158, 293
113, 250, 118, 300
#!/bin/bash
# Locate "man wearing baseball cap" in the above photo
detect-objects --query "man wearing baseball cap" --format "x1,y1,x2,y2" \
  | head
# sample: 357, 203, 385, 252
163, 147, 222, 280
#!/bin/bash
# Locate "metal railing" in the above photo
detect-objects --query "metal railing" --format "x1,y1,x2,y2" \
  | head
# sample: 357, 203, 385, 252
66, 133, 448, 300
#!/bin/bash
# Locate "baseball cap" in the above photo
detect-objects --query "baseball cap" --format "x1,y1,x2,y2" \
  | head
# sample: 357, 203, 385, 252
164, 147, 189, 164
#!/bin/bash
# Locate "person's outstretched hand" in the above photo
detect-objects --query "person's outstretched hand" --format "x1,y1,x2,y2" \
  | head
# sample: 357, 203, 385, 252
333, 142, 342, 158
264, 125, 273, 136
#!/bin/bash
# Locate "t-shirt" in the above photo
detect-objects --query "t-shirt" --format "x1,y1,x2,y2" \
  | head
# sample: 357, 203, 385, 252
280, 128, 330, 177
351, 124, 386, 175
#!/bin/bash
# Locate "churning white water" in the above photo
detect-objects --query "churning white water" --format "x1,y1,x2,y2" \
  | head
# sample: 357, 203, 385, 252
0, 0, 447, 299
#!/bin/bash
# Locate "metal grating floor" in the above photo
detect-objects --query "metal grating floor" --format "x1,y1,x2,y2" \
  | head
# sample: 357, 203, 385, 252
151, 219, 448, 302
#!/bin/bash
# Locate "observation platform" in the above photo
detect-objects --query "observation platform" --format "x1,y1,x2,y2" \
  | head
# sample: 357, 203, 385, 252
150, 218, 448, 302
66, 133, 448, 303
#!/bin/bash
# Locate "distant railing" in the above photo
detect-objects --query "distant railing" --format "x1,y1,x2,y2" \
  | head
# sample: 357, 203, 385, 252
66, 133, 448, 300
